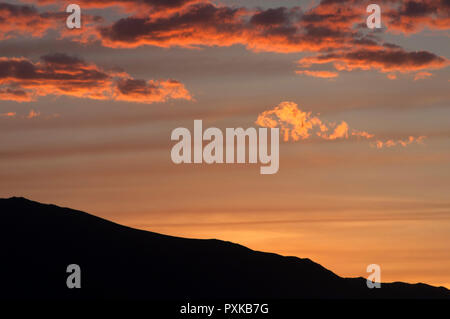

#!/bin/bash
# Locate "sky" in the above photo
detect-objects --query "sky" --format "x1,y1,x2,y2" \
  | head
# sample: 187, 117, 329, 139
0, 0, 450, 288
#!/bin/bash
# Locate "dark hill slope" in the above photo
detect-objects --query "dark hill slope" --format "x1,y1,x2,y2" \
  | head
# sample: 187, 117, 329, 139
1, 197, 448, 299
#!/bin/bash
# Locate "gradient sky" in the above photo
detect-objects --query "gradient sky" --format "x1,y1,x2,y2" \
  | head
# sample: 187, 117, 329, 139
1, 0, 450, 288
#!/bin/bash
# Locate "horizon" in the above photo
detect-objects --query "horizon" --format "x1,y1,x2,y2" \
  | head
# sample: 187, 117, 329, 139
4, 194, 450, 290
2, 195, 449, 290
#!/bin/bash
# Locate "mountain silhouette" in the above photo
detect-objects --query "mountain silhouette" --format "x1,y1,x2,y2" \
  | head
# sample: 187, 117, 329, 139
1, 197, 449, 300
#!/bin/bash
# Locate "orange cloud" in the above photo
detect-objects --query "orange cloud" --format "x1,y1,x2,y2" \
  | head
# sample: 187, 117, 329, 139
0, 3, 59, 40
387, 74, 397, 80
256, 101, 425, 149
373, 136, 427, 149
24, 0, 199, 13
315, 0, 450, 34
255, 101, 351, 142
11, 0, 450, 53
295, 70, 339, 79
9, 0, 449, 80
319, 122, 349, 140
0, 88, 33, 102
92, 0, 449, 54
9, 1, 356, 54
115, 78, 192, 104
92, 1, 378, 54
27, 109, 40, 119
0, 2, 105, 43
0, 53, 191, 104
256, 101, 326, 142
26, 0, 450, 37
352, 131, 375, 139
298, 48, 448, 75
414, 72, 433, 81
0, 111, 16, 117
384, 0, 450, 34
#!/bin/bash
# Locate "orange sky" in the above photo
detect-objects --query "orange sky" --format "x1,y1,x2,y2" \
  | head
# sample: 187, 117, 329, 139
1, 0, 450, 288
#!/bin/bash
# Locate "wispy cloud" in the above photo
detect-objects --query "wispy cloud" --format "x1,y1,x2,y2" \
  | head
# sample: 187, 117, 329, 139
295, 70, 339, 79
414, 71, 433, 81
298, 49, 447, 75
0, 111, 16, 117
26, 109, 40, 119
352, 131, 375, 139
373, 136, 426, 149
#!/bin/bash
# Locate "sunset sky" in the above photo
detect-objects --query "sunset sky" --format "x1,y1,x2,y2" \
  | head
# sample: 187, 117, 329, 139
1, 0, 450, 288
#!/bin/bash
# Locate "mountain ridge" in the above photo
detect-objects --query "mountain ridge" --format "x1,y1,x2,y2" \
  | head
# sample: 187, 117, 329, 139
1, 196, 449, 299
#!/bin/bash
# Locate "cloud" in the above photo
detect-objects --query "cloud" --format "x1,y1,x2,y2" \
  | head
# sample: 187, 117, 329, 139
256, 101, 425, 149
94, 0, 450, 51
384, 0, 450, 34
373, 136, 426, 149
24, 0, 199, 13
26, 0, 450, 36
0, 88, 33, 102
0, 109, 63, 120
298, 48, 448, 75
0, 2, 60, 40
0, 2, 104, 43
27, 109, 40, 119
352, 131, 375, 139
318, 0, 450, 34
98, 4, 254, 49
92, 0, 449, 79
414, 71, 433, 81
319, 121, 349, 140
115, 78, 191, 103
387, 73, 397, 80
9, 1, 353, 53
7, 0, 449, 80
13, 0, 450, 48
295, 70, 339, 79
255, 101, 349, 142
0, 53, 192, 103
95, 3, 361, 53
0, 111, 16, 117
